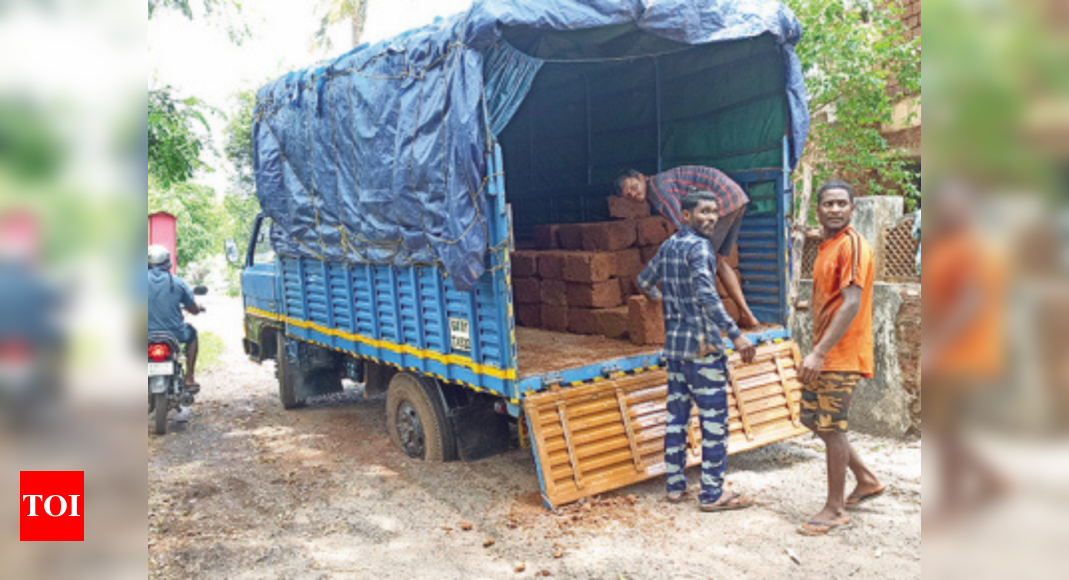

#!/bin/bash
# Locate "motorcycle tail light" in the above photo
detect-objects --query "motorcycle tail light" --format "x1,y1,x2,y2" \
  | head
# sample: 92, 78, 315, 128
148, 343, 171, 362
0, 340, 32, 363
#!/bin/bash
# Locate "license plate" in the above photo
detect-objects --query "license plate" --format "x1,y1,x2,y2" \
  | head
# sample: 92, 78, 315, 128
449, 317, 471, 352
148, 362, 173, 377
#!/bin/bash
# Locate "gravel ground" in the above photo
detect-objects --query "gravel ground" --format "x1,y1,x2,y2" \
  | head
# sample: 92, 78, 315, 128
148, 295, 921, 579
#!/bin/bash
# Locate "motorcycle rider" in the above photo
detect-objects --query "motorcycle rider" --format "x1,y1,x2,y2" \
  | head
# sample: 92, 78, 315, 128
147, 245, 205, 418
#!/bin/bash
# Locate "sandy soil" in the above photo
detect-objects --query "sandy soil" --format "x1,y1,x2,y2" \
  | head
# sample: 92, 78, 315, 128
148, 295, 921, 579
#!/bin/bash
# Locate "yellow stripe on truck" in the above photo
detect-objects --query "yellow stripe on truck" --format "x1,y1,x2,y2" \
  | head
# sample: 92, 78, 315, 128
245, 307, 517, 381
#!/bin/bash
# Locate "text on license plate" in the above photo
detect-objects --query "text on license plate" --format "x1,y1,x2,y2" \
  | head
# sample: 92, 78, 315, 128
148, 362, 174, 376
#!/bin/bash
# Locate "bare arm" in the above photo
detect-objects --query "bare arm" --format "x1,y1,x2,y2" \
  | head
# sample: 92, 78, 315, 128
799, 284, 861, 383
184, 303, 206, 315
688, 243, 755, 362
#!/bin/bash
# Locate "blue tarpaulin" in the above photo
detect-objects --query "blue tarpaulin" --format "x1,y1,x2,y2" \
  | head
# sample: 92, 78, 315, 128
254, 0, 809, 291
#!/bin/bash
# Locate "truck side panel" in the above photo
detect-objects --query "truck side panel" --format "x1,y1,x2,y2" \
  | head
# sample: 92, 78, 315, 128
730, 168, 790, 325
278, 256, 518, 400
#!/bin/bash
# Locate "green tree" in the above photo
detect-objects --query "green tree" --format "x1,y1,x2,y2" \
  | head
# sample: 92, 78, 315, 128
149, 0, 249, 44
147, 0, 249, 274
148, 180, 223, 272
313, 0, 368, 52
786, 0, 920, 205
221, 89, 260, 246
147, 88, 213, 190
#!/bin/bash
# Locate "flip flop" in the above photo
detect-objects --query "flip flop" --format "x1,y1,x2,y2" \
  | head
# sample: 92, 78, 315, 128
846, 485, 887, 507
184, 383, 201, 395
798, 519, 851, 536
699, 492, 754, 512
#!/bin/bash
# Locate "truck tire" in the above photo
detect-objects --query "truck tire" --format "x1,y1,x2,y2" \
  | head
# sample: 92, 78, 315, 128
386, 372, 457, 461
276, 333, 306, 410
154, 392, 168, 435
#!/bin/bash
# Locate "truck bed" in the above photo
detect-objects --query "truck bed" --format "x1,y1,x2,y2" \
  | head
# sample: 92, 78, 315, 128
516, 328, 661, 379
516, 324, 785, 379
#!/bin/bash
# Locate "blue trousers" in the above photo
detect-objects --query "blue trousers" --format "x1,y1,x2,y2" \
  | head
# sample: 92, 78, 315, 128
664, 355, 730, 504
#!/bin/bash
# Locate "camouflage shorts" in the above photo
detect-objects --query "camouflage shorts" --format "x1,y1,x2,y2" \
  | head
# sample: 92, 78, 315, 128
800, 372, 861, 433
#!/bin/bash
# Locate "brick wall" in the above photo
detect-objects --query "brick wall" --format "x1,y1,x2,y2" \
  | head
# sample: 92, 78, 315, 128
887, 0, 921, 98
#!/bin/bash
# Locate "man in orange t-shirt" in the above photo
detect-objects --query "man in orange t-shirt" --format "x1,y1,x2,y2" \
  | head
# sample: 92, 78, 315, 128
797, 180, 885, 536
923, 181, 1010, 525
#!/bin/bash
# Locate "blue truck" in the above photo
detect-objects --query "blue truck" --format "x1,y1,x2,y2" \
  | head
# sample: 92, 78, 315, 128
235, 0, 812, 508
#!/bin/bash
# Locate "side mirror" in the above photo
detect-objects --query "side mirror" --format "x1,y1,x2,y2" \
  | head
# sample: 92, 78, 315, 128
224, 239, 240, 266
193, 285, 209, 296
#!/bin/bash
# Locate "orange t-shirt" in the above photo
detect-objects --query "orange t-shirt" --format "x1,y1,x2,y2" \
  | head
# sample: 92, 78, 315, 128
923, 228, 1006, 380
812, 226, 875, 377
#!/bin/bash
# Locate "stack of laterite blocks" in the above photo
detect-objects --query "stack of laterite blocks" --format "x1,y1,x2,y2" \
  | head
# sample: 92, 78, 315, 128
510, 197, 673, 346
512, 196, 746, 346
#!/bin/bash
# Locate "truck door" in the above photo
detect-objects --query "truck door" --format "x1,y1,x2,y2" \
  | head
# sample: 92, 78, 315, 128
241, 214, 281, 361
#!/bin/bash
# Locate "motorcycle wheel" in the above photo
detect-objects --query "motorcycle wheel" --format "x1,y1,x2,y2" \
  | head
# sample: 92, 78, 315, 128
154, 392, 168, 435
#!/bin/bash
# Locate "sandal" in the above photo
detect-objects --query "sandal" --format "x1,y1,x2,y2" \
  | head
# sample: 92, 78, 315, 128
700, 492, 754, 512
846, 485, 887, 508
666, 490, 686, 504
798, 519, 851, 536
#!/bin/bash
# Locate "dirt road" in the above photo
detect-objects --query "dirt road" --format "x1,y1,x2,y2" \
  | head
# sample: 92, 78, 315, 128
148, 295, 921, 579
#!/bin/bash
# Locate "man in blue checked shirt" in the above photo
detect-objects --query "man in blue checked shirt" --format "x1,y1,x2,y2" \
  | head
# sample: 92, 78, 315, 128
637, 189, 757, 511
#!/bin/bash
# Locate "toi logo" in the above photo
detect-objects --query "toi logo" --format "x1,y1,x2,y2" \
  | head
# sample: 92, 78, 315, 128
20, 471, 84, 541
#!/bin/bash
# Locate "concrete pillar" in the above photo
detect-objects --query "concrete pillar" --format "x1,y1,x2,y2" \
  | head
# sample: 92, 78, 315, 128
851, 196, 904, 250
791, 280, 918, 439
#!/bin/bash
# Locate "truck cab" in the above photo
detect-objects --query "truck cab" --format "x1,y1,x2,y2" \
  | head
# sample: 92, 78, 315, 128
239, 214, 281, 363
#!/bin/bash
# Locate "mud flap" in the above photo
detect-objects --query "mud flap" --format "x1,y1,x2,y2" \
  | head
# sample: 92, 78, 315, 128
450, 402, 510, 461
522, 340, 809, 508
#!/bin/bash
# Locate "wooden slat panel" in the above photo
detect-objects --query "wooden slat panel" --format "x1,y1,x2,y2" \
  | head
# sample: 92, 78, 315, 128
524, 340, 811, 508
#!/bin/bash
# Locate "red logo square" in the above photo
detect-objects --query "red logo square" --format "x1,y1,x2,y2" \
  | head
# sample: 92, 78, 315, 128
20, 471, 84, 541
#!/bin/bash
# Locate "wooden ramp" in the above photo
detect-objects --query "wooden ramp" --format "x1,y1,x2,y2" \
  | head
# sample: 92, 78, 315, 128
523, 341, 809, 508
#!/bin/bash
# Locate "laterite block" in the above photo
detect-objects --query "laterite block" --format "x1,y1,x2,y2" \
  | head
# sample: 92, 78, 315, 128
541, 304, 569, 332
562, 251, 616, 283
618, 276, 640, 298
567, 307, 600, 335
515, 304, 541, 328
639, 244, 661, 264
538, 251, 566, 280
628, 295, 665, 346
613, 247, 643, 277
637, 216, 674, 247
607, 196, 651, 220
540, 279, 568, 306
533, 225, 560, 250
557, 224, 585, 250
581, 220, 638, 252
513, 277, 540, 304
595, 306, 630, 340
511, 251, 539, 278
566, 280, 622, 309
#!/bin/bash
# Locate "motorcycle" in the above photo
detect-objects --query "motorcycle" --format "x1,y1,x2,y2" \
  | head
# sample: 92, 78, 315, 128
0, 336, 62, 429
0, 261, 63, 431
147, 286, 206, 435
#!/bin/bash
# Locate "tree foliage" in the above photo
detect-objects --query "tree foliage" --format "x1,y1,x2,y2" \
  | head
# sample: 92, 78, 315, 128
147, 88, 214, 191
221, 89, 261, 245
786, 0, 920, 203
148, 180, 223, 271
313, 0, 368, 52
148, 0, 249, 44
147, 0, 255, 273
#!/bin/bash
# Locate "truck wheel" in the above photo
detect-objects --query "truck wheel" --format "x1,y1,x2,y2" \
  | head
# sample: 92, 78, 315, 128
154, 392, 168, 435
386, 373, 457, 461
276, 333, 306, 409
